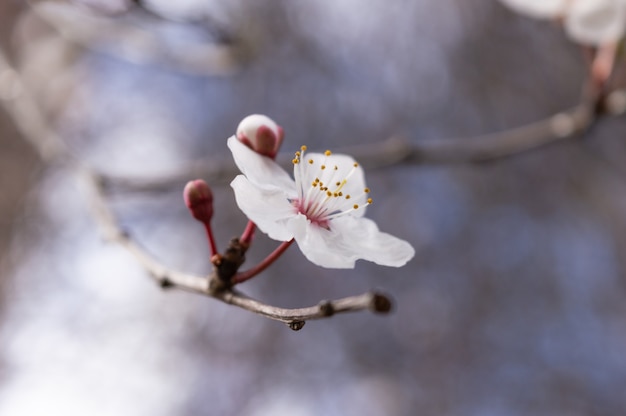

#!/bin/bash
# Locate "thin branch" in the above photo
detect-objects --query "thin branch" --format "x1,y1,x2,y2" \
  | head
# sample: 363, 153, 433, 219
0, 44, 393, 330
98, 46, 625, 193
231, 239, 294, 285
0, 52, 69, 163
83, 167, 390, 330
2, 30, 624, 328
27, 0, 242, 76
84, 166, 391, 330
100, 92, 624, 194
216, 289, 392, 331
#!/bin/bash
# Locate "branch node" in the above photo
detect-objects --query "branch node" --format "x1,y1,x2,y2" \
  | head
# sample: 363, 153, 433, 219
216, 238, 247, 283
159, 278, 174, 289
370, 292, 393, 314
318, 300, 335, 316
287, 320, 306, 331
549, 113, 576, 138
209, 275, 229, 293
605, 89, 626, 115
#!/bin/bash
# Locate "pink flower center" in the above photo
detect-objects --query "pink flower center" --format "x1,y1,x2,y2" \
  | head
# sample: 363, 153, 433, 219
291, 146, 372, 228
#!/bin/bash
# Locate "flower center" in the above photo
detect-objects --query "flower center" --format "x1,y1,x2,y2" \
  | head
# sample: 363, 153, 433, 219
291, 146, 372, 227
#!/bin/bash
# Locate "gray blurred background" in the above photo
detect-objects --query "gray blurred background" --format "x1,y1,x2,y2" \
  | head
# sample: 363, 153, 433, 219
1, 0, 626, 415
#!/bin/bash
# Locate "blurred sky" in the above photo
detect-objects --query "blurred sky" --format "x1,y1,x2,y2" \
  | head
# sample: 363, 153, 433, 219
1, 1, 626, 415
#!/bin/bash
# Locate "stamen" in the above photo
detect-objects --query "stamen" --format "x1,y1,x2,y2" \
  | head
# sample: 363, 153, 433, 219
334, 179, 347, 193
292, 145, 374, 225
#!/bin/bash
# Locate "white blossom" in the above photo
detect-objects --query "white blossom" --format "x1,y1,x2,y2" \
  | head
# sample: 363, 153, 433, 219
228, 136, 415, 269
500, 0, 626, 45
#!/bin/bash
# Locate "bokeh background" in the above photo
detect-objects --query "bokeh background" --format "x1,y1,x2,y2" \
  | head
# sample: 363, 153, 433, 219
1, 0, 626, 415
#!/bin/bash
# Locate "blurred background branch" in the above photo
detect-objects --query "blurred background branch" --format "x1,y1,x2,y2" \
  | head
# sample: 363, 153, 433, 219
0, 41, 391, 330
2, 1, 626, 415
28, 0, 243, 76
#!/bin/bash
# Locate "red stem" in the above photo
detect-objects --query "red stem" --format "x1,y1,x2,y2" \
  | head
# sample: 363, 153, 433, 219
231, 239, 294, 285
240, 220, 256, 245
204, 222, 218, 257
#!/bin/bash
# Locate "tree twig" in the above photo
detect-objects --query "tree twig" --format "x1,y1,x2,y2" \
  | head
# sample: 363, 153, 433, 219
27, 0, 242, 76
98, 45, 626, 193
81, 166, 391, 330
99, 91, 624, 194
0, 45, 393, 330
2, 31, 624, 328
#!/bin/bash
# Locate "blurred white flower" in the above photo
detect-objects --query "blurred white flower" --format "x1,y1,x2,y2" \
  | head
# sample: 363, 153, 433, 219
228, 135, 415, 269
500, 0, 626, 45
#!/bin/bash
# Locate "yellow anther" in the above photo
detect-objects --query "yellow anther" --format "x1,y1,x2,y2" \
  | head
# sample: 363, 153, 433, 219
336, 182, 341, 186
326, 191, 332, 197
345, 195, 351, 199
325, 150, 332, 156
295, 151, 301, 156
353, 204, 359, 209
334, 166, 338, 170
292, 158, 299, 164
301, 145, 307, 151
308, 159, 314, 164
367, 198, 373, 204
364, 188, 370, 193
353, 163, 359, 167
338, 192, 343, 196
312, 181, 317, 187
314, 178, 320, 183
333, 192, 339, 197
321, 165, 326, 170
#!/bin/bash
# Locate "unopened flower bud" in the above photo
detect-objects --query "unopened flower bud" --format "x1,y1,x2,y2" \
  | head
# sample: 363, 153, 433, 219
184, 179, 214, 223
236, 114, 284, 158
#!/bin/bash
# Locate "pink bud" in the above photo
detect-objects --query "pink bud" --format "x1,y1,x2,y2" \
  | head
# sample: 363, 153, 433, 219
236, 114, 284, 158
183, 179, 214, 223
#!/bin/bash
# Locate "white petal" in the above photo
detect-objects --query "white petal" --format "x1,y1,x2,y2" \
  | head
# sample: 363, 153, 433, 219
305, 152, 366, 193
288, 214, 415, 269
227, 136, 295, 192
230, 175, 297, 241
331, 216, 415, 267
499, 0, 568, 18
288, 214, 358, 268
566, 0, 626, 44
